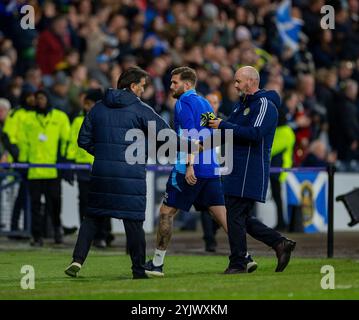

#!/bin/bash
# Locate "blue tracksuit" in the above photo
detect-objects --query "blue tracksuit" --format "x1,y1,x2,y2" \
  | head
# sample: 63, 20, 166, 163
173, 89, 219, 178
219, 89, 285, 271
164, 89, 224, 211
219, 89, 280, 202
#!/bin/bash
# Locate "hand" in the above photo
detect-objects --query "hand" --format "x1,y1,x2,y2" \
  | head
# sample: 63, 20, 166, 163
208, 119, 222, 129
193, 140, 203, 153
185, 165, 197, 186
0, 153, 8, 163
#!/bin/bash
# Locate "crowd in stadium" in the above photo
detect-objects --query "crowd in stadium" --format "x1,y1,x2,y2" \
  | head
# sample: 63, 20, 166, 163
0, 0, 359, 170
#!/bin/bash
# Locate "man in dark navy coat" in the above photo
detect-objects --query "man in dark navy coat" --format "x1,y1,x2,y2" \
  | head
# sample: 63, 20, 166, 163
208, 66, 296, 273
65, 67, 196, 279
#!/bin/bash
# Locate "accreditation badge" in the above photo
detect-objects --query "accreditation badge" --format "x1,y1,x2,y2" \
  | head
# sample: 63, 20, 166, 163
243, 107, 250, 115
38, 133, 48, 142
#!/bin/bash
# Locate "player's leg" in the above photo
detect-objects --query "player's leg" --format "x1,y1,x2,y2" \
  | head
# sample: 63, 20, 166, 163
145, 171, 197, 276
145, 204, 179, 277
208, 205, 227, 232
156, 203, 179, 251
197, 178, 227, 232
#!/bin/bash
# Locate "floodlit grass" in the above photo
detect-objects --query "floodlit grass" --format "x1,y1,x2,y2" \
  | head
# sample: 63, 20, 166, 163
0, 249, 358, 300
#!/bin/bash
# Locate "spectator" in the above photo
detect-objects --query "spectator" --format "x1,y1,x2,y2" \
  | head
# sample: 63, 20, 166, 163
47, 72, 71, 115
219, 82, 237, 117
270, 106, 296, 231
68, 64, 88, 119
22, 67, 42, 94
81, 17, 107, 70
312, 30, 337, 68
3, 91, 36, 234
301, 140, 336, 167
335, 80, 359, 161
282, 90, 311, 165
18, 90, 71, 246
0, 98, 14, 162
0, 55, 13, 97
36, 15, 72, 77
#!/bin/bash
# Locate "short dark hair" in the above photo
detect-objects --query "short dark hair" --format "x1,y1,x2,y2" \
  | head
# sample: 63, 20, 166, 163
171, 67, 197, 86
117, 66, 149, 90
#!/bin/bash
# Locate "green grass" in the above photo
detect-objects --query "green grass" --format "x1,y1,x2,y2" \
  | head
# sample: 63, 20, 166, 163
0, 249, 358, 299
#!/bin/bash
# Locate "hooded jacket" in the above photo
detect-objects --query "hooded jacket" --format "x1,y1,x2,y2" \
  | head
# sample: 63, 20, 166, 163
78, 88, 179, 220
218, 89, 280, 202
18, 91, 71, 180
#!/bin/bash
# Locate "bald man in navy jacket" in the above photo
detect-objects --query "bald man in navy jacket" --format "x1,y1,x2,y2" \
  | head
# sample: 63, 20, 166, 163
209, 66, 296, 273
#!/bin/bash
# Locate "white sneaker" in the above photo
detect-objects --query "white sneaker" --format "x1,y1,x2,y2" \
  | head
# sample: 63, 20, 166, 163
65, 262, 82, 277
247, 261, 258, 273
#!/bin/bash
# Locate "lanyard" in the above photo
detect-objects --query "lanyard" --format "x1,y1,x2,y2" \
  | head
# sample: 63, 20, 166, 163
35, 110, 52, 130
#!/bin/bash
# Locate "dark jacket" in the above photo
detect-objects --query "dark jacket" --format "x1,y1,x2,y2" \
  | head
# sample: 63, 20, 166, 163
301, 153, 327, 168
78, 88, 177, 220
336, 96, 359, 160
219, 89, 280, 202
36, 30, 66, 75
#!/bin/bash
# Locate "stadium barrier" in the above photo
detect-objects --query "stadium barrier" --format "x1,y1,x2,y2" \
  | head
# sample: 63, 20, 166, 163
0, 171, 31, 238
0, 163, 335, 257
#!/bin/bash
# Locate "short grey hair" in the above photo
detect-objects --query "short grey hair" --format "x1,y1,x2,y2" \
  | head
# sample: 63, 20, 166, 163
0, 98, 11, 110
239, 66, 260, 83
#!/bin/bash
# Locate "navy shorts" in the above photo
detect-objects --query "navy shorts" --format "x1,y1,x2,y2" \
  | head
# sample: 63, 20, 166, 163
163, 171, 225, 212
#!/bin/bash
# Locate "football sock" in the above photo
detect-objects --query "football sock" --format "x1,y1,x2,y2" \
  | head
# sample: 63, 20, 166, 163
153, 249, 166, 266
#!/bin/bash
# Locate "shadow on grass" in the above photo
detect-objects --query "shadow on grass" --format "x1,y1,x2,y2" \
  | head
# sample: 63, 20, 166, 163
63, 275, 133, 282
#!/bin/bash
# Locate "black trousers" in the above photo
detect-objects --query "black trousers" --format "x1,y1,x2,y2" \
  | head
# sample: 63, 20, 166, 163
72, 216, 146, 276
225, 195, 284, 270
78, 180, 112, 241
29, 179, 62, 239
201, 211, 220, 247
270, 175, 286, 228
78, 180, 89, 223
11, 180, 29, 231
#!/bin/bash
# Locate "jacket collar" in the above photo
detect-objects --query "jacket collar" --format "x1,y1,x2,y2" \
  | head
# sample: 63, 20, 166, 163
179, 89, 196, 100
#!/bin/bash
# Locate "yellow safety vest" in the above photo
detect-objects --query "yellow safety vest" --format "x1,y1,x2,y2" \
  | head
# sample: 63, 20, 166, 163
67, 113, 94, 164
19, 108, 71, 179
271, 125, 296, 182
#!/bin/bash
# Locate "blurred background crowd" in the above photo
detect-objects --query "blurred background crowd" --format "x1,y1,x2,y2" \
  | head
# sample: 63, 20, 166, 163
0, 0, 359, 169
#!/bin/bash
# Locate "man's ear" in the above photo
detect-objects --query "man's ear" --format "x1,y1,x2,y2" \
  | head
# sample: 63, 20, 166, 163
184, 81, 192, 90
130, 83, 137, 92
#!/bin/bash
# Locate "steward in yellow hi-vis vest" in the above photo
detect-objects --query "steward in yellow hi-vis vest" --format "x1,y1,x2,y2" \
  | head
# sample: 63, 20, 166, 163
67, 111, 94, 166
271, 126, 295, 181
2, 91, 36, 232
3, 92, 36, 163
270, 107, 295, 231
18, 90, 71, 246
19, 94, 71, 180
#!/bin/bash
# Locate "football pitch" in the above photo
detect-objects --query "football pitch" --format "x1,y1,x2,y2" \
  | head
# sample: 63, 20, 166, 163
1, 249, 358, 300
